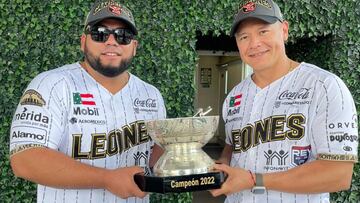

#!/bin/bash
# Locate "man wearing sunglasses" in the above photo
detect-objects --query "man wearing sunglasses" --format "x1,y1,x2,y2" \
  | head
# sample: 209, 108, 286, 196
9, 1, 166, 203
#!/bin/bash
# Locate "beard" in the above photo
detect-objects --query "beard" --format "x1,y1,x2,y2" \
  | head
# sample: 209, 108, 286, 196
84, 45, 133, 78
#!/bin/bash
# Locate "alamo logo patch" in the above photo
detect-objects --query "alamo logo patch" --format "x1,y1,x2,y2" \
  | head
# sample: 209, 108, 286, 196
20, 89, 46, 107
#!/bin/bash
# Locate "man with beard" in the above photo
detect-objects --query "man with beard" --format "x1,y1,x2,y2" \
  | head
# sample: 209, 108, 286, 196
9, 1, 166, 203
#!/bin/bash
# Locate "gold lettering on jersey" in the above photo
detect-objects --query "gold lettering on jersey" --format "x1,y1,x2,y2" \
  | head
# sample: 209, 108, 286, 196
232, 130, 241, 152
72, 134, 90, 159
232, 114, 306, 153
91, 133, 106, 159
253, 117, 271, 146
107, 130, 119, 156
240, 125, 253, 152
120, 120, 148, 152
287, 114, 305, 139
122, 125, 136, 150
318, 153, 358, 162
72, 121, 150, 159
270, 115, 286, 141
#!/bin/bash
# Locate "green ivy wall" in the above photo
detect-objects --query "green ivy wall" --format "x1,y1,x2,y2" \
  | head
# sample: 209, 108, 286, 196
1, 0, 359, 202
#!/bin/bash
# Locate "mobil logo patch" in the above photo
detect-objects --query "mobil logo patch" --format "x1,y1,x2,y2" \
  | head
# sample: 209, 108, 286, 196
73, 92, 100, 117
291, 145, 311, 166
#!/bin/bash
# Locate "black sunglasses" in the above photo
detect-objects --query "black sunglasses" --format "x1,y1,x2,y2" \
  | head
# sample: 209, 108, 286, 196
85, 26, 135, 45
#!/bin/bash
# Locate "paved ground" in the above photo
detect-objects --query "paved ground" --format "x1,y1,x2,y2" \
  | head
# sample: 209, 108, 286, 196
193, 191, 226, 203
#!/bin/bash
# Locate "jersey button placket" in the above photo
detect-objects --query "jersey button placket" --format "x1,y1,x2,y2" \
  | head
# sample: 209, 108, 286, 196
251, 92, 263, 121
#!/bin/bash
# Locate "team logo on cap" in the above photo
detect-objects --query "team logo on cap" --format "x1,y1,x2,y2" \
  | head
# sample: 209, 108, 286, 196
239, 0, 272, 13
109, 5, 122, 16
93, 0, 122, 15
242, 2, 256, 13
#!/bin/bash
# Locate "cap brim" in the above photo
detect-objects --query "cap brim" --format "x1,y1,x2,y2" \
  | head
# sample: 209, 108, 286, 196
230, 16, 278, 36
89, 17, 138, 35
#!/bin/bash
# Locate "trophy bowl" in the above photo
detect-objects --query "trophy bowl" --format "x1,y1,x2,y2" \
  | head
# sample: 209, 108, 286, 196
146, 116, 219, 177
134, 116, 224, 193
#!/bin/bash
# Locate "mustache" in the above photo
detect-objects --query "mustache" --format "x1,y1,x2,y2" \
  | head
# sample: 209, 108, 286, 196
83, 45, 133, 77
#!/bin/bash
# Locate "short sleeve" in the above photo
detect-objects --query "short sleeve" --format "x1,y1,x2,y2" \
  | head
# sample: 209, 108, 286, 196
10, 73, 69, 156
311, 76, 358, 162
156, 91, 167, 119
223, 95, 233, 146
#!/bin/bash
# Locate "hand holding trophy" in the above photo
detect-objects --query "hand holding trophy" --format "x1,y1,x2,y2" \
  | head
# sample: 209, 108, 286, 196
134, 107, 225, 193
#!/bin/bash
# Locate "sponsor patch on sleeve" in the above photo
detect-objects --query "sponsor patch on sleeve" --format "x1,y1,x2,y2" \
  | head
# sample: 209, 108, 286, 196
10, 143, 45, 156
20, 89, 46, 107
317, 153, 358, 163
11, 126, 47, 145
12, 107, 50, 129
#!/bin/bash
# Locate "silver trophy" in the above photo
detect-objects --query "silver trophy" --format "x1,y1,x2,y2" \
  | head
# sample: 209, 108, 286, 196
134, 109, 224, 193
148, 116, 219, 177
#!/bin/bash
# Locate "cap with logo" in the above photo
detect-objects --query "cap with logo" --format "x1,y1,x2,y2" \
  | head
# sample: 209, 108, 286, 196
230, 0, 283, 36
84, 0, 137, 35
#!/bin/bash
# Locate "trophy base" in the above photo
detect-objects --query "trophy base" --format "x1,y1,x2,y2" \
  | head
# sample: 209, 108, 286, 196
134, 171, 225, 193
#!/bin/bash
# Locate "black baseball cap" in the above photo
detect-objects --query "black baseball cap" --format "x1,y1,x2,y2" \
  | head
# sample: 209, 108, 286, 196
230, 0, 284, 36
84, 0, 138, 35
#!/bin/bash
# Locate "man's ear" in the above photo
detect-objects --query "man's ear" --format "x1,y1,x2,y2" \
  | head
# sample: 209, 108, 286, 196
282, 21, 289, 42
132, 40, 138, 56
80, 34, 86, 52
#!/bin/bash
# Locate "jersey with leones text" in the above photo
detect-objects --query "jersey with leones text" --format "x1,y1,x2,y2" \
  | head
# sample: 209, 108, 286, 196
223, 62, 358, 203
10, 62, 166, 203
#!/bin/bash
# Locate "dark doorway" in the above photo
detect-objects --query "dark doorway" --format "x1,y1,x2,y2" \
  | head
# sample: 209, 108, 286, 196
196, 31, 238, 52
286, 35, 332, 70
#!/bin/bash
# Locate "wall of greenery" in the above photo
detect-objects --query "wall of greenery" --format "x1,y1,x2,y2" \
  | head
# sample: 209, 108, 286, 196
1, 0, 359, 202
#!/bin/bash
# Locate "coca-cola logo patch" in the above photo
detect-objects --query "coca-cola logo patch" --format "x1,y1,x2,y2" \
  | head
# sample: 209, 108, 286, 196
278, 88, 311, 100
275, 88, 312, 108
133, 98, 158, 114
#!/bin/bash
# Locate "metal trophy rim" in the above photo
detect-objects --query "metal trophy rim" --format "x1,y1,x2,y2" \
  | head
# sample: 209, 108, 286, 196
145, 115, 220, 123
145, 115, 220, 177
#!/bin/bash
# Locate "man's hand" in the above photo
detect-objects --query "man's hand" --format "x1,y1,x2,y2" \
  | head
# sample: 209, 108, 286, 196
104, 166, 147, 199
210, 164, 253, 197
210, 160, 354, 196
11, 148, 148, 199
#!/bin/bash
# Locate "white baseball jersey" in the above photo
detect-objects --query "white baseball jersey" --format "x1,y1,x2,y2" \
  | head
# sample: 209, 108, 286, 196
10, 62, 166, 203
223, 62, 358, 203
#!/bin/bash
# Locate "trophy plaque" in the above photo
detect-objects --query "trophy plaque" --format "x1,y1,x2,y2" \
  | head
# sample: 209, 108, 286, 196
134, 115, 225, 193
